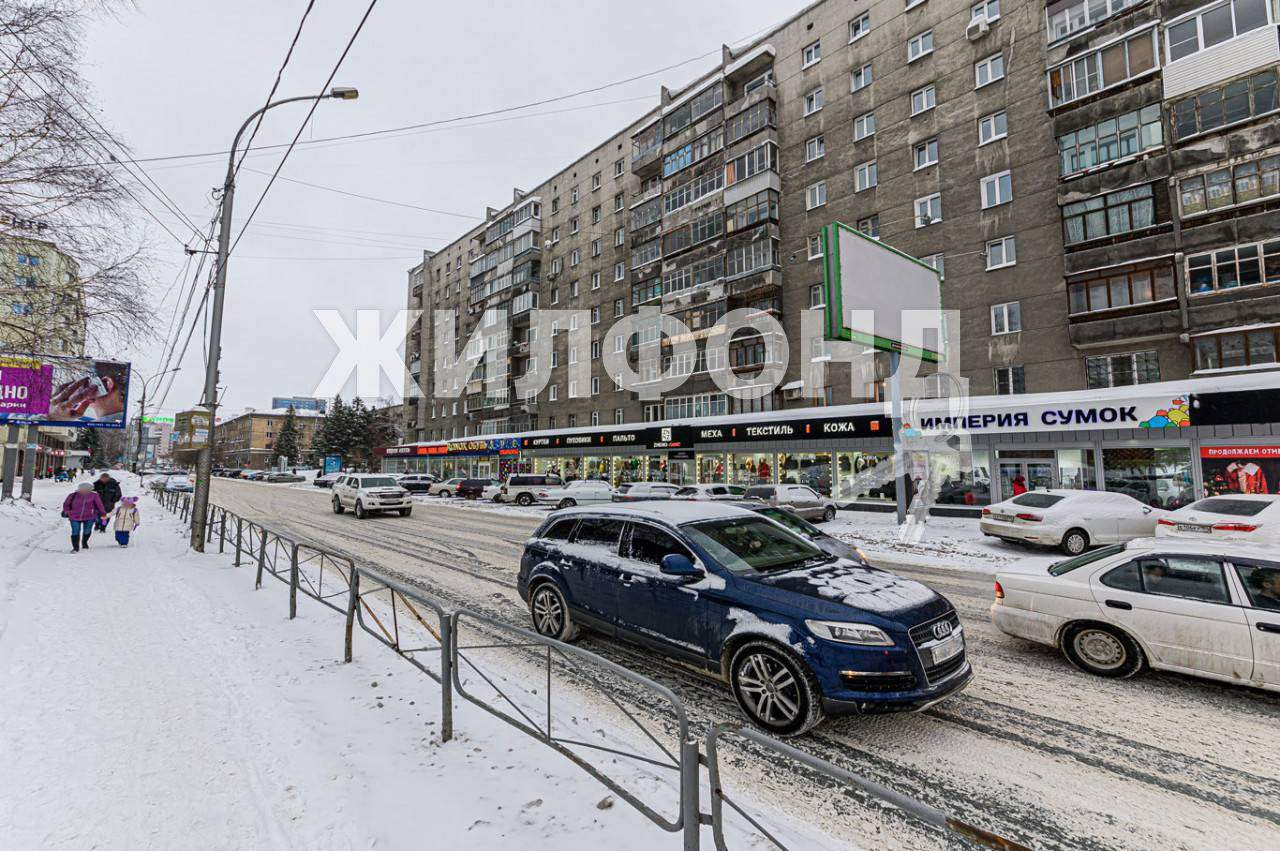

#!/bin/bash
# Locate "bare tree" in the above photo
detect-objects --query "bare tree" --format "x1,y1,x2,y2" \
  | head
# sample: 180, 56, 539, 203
0, 0, 160, 357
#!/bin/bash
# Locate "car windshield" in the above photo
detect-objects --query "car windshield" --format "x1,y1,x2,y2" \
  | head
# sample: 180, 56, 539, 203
1048, 543, 1125, 576
1187, 497, 1272, 517
683, 517, 827, 575
1011, 493, 1066, 509
755, 506, 821, 538
359, 477, 398, 488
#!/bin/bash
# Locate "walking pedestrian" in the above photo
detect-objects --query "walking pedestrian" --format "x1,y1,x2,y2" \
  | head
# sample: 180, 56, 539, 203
93, 472, 122, 532
62, 482, 108, 553
112, 497, 141, 547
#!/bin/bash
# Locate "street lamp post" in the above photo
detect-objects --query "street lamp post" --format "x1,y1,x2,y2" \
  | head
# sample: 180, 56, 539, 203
132, 368, 180, 477
190, 87, 358, 551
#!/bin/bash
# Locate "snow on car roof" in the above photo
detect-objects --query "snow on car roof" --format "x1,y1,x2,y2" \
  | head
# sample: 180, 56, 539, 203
1124, 536, 1276, 557
555, 501, 755, 524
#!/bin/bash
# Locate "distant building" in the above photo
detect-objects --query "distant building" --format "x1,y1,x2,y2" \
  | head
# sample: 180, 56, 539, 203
215, 408, 326, 470
270, 396, 328, 413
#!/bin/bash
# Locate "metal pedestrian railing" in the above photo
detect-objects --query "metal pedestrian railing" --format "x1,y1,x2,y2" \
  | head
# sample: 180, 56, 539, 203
150, 483, 1033, 850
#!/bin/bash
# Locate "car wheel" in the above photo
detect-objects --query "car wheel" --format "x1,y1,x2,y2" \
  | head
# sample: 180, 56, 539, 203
1061, 528, 1089, 556
529, 582, 579, 642
354, 500, 367, 520
516, 493, 534, 507
1061, 622, 1144, 679
399, 507, 412, 517
822, 505, 837, 522
440, 491, 451, 498
729, 641, 823, 737
557, 498, 577, 509
332, 498, 344, 515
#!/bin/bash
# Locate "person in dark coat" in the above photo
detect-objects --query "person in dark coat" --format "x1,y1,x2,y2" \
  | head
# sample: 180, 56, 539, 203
63, 483, 108, 552
93, 473, 122, 531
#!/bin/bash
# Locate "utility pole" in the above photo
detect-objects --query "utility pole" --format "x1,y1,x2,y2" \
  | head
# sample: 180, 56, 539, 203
190, 88, 359, 550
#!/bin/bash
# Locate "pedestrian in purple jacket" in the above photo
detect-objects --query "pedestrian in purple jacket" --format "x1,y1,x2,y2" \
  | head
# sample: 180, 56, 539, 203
62, 483, 108, 553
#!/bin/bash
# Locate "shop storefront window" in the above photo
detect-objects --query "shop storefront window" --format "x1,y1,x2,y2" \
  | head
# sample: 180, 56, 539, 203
731, 453, 775, 485
933, 450, 992, 506
613, 455, 649, 484
698, 454, 727, 483
1103, 447, 1194, 508
778, 452, 832, 496
534, 456, 567, 477
1056, 449, 1096, 490
835, 451, 895, 502
580, 456, 610, 480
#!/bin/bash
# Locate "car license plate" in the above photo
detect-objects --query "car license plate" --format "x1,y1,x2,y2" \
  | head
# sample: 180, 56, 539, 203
930, 634, 963, 666
991, 513, 1014, 522
1176, 523, 1211, 534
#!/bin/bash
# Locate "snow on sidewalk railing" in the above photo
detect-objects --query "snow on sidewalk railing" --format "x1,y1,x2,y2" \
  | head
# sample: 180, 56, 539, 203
149, 485, 1034, 851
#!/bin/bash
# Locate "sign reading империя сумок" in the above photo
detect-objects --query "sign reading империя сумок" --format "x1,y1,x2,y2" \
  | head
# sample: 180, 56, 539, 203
907, 393, 1192, 436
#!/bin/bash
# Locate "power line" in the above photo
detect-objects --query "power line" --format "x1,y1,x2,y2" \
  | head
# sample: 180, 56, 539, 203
229, 0, 381, 256
240, 166, 480, 219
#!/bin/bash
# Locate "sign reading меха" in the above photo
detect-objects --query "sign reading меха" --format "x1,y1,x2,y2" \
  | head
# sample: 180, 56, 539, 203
911, 393, 1192, 434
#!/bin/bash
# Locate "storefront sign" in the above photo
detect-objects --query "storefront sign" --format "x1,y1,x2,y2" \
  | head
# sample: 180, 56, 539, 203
912, 394, 1192, 435
687, 414, 887, 445
382, 437, 520, 458
1201, 445, 1280, 496
522, 429, 657, 450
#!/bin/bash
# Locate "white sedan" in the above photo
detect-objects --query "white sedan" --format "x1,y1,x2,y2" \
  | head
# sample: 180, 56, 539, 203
992, 538, 1279, 689
672, 483, 748, 500
534, 479, 615, 509
1156, 494, 1279, 542
980, 489, 1164, 556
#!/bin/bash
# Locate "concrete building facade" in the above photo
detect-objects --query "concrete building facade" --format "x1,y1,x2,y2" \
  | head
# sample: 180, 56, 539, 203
401, 0, 1280, 445
214, 409, 326, 470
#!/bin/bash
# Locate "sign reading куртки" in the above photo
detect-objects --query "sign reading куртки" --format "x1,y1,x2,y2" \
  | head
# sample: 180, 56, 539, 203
910, 393, 1193, 435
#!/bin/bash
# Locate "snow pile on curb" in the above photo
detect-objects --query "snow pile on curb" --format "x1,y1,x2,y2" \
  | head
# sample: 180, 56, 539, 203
825, 511, 1061, 574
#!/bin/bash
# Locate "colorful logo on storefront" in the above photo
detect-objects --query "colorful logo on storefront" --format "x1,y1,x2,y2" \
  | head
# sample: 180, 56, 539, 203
900, 422, 922, 438
1139, 397, 1190, 429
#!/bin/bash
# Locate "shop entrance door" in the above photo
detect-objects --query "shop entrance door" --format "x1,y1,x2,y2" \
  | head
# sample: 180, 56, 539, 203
998, 460, 1054, 498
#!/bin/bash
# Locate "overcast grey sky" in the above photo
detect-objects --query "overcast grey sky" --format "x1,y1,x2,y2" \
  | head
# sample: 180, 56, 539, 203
82, 0, 807, 418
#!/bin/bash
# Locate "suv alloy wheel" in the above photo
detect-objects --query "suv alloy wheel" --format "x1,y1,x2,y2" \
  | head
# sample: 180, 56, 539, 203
729, 641, 823, 737
332, 497, 344, 515
529, 582, 579, 642
516, 492, 534, 506
354, 500, 367, 519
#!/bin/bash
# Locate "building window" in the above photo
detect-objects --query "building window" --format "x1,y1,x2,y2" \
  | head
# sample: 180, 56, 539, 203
806, 181, 828, 209
972, 0, 1000, 22
855, 161, 878, 192
1179, 153, 1280, 216
614, 192, 625, 212
974, 53, 1005, 88
994, 365, 1025, 395
911, 84, 936, 115
986, 236, 1017, 269
804, 87, 824, 115
725, 100, 774, 144
570, 249, 580, 267
615, 227, 626, 246
568, 380, 579, 398
1086, 351, 1161, 388
614, 298, 624, 317
804, 135, 825, 162
571, 187, 579, 204
857, 214, 880, 238
592, 173, 602, 191
1187, 240, 1280, 293
802, 40, 821, 67
913, 138, 939, 170
849, 13, 871, 42
1047, 28, 1158, 108
570, 217, 579, 234
809, 283, 825, 307
548, 384, 558, 401
908, 30, 934, 62
980, 170, 1012, 208
725, 189, 779, 233
615, 262, 626, 281
851, 64, 873, 92
1058, 104, 1163, 176
914, 193, 942, 227
1069, 266, 1171, 313
724, 141, 778, 186
591, 306, 601, 325
991, 301, 1021, 334
922, 253, 945, 279
663, 392, 728, 419
854, 111, 876, 140
1047, 0, 1141, 43
978, 110, 1007, 145
807, 235, 824, 260
1165, 0, 1274, 63
614, 408, 624, 425
1194, 326, 1280, 370
550, 226, 560, 244
591, 239, 602, 258
550, 287, 560, 305
1062, 184, 1156, 244
1171, 70, 1277, 141
592, 206, 602, 224
591, 376, 600, 396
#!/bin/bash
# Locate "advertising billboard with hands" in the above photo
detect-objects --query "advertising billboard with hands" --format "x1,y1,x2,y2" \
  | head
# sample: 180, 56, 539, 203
0, 354, 131, 428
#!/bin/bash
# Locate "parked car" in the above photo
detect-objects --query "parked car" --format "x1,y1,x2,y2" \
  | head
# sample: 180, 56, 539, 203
499, 473, 566, 506
673, 483, 749, 500
457, 478, 501, 500
164, 475, 194, 493
991, 538, 1279, 690
396, 473, 437, 494
518, 502, 971, 736
428, 477, 466, 497
744, 484, 837, 522
242, 470, 266, 481
332, 474, 412, 518
728, 501, 867, 564
534, 479, 615, 509
1156, 494, 1280, 543
313, 472, 341, 489
224, 469, 244, 479
981, 489, 1165, 556
264, 472, 305, 483
612, 482, 681, 502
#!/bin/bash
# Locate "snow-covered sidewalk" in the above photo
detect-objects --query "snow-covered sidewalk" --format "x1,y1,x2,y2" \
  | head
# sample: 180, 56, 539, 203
0, 482, 693, 849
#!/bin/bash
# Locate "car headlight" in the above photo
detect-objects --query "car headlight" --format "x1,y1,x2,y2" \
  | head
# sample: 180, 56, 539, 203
805, 620, 894, 646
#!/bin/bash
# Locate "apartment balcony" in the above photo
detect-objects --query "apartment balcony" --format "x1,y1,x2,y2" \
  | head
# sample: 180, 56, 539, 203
724, 81, 775, 124
510, 338, 530, 356
663, 279, 727, 311
727, 267, 782, 299
408, 357, 422, 376
511, 290, 538, 316
1163, 25, 1280, 100
1068, 302, 1183, 349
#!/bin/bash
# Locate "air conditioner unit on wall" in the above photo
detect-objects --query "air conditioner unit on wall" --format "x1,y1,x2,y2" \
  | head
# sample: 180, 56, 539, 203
966, 17, 990, 41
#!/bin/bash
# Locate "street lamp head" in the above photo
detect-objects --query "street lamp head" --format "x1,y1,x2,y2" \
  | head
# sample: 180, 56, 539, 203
329, 87, 359, 100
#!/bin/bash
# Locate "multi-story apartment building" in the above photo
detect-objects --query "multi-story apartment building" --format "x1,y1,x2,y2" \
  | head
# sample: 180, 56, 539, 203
213, 408, 325, 470
391, 0, 1279, 507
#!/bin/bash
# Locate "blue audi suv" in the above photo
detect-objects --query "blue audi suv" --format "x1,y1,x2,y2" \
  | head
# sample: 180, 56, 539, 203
516, 502, 971, 735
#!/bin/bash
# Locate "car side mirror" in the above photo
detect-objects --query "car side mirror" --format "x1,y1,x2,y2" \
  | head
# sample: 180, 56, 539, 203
660, 553, 702, 579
